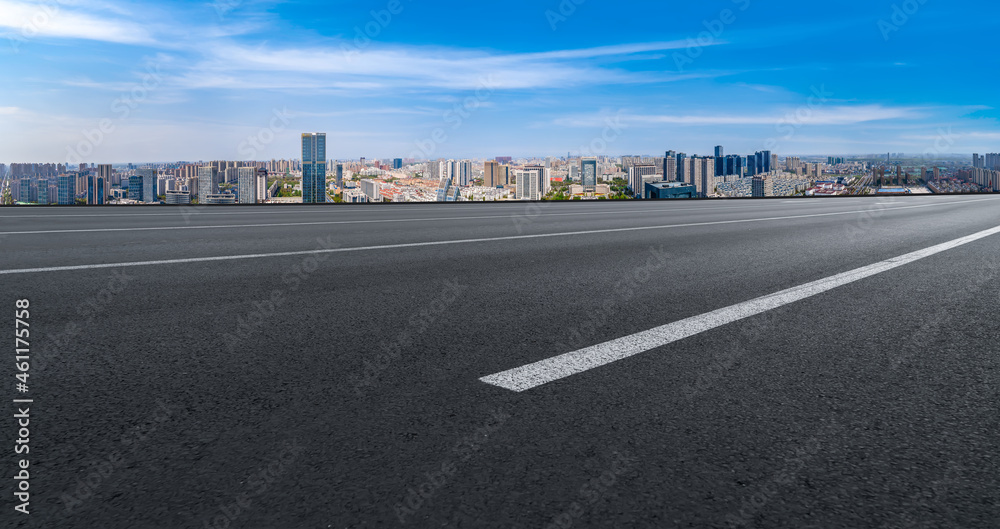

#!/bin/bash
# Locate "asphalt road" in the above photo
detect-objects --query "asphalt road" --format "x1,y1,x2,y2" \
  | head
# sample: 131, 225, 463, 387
2, 195, 1000, 528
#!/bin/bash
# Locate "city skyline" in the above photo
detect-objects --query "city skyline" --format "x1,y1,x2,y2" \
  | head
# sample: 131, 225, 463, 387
1, 0, 998, 162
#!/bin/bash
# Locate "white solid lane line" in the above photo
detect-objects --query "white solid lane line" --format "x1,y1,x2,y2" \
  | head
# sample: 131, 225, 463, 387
1, 197, 997, 275
480, 223, 1000, 392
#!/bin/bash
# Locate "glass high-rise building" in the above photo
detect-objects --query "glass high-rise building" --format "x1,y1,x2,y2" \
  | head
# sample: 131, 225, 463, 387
58, 174, 77, 205
301, 133, 327, 203
88, 176, 106, 204
714, 146, 724, 176
128, 175, 143, 200
136, 168, 156, 203
581, 158, 597, 191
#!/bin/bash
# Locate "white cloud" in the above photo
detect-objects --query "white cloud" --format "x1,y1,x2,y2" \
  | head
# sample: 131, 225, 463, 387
0, 0, 156, 46
554, 105, 923, 127
183, 41, 715, 91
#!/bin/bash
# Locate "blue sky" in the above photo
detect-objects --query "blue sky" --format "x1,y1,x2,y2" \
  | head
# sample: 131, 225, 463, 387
1, 0, 997, 162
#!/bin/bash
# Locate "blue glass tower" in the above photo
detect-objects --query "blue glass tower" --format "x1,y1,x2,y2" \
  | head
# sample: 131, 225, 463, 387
581, 158, 597, 190
58, 174, 76, 205
301, 133, 327, 203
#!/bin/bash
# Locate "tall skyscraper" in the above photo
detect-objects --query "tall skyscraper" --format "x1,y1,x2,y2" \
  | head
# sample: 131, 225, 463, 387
753, 150, 772, 174
301, 132, 327, 203
581, 158, 597, 191
484, 160, 500, 187
197, 166, 220, 201
88, 175, 106, 205
136, 168, 156, 203
393, 158, 403, 170
128, 175, 143, 200
57, 174, 77, 205
335, 163, 344, 188
714, 146, 725, 176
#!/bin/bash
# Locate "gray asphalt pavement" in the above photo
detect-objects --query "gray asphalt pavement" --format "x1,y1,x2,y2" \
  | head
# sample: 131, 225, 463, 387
2, 195, 1000, 528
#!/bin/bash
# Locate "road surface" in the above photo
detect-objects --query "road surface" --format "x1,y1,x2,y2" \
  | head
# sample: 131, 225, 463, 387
2, 195, 999, 528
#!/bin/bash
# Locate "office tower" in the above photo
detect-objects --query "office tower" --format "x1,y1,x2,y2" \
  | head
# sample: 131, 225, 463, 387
128, 175, 143, 200
760, 151, 772, 173
714, 146, 724, 176
57, 174, 77, 205
197, 166, 220, 201
484, 160, 500, 187
88, 175, 106, 205
136, 168, 156, 203
515, 170, 540, 200
335, 163, 344, 188
628, 165, 658, 198
301, 132, 327, 204
771, 153, 778, 173
495, 156, 512, 165
393, 158, 403, 170
581, 158, 597, 191
524, 164, 547, 195
973, 154, 981, 168
237, 167, 259, 204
